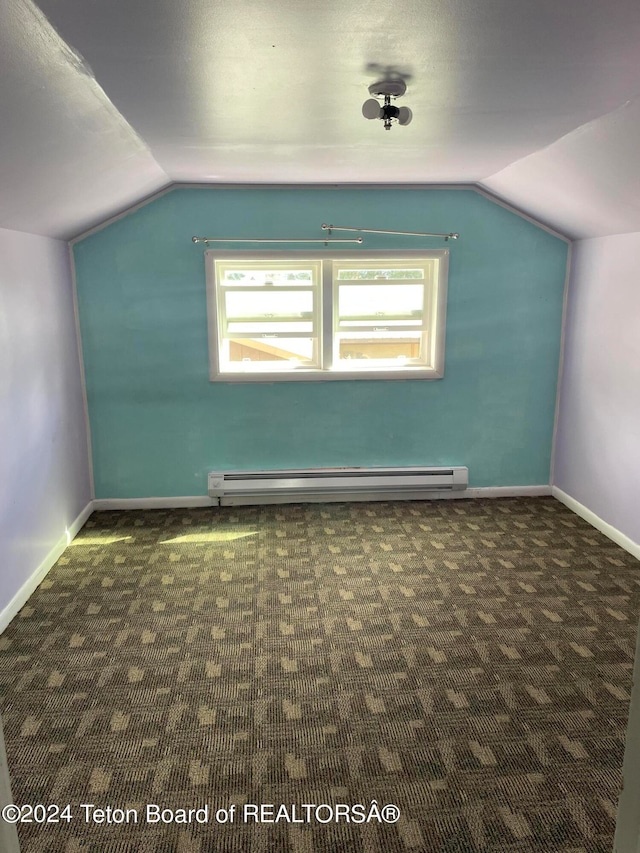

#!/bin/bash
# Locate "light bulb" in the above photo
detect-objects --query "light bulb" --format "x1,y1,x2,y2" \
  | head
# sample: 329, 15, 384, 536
362, 99, 382, 120
397, 106, 413, 126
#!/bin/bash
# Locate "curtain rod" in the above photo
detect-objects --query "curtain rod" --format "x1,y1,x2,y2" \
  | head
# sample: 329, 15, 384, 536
192, 236, 363, 244
321, 224, 459, 240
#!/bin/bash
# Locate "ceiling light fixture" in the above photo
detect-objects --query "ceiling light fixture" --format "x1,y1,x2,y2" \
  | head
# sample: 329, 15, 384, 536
362, 80, 413, 130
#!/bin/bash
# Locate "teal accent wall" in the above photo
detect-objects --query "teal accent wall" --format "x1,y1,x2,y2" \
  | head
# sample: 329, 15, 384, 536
73, 187, 568, 498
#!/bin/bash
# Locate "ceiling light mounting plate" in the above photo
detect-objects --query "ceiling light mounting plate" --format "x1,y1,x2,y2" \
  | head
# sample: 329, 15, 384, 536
368, 80, 407, 99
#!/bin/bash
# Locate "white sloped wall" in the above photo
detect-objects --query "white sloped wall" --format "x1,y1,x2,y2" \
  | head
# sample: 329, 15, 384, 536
0, 226, 92, 627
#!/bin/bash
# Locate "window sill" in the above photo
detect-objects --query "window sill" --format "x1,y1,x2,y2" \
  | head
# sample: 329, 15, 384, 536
210, 367, 443, 383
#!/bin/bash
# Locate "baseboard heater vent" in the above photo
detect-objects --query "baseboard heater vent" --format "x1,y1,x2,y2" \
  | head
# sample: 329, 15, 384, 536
208, 466, 468, 506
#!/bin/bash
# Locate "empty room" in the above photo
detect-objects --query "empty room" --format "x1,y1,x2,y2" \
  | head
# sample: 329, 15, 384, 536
1, 1, 640, 852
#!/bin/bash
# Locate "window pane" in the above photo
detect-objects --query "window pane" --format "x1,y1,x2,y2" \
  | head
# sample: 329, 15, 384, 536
336, 268, 425, 280
221, 269, 314, 286
226, 338, 315, 363
226, 290, 313, 319
338, 284, 424, 318
336, 332, 423, 362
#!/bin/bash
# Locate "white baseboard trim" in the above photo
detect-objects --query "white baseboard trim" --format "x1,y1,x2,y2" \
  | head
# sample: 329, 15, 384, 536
93, 496, 217, 510
93, 486, 550, 510
0, 502, 94, 635
552, 487, 640, 562
220, 486, 551, 506
464, 485, 551, 498
68, 501, 94, 540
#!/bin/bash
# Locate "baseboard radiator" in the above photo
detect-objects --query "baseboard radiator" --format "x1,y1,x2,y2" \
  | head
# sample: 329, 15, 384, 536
208, 466, 468, 506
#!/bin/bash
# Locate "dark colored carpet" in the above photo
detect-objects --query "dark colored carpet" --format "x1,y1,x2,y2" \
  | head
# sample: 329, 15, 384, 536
1, 497, 640, 853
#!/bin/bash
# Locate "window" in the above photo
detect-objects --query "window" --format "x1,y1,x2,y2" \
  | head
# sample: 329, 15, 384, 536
205, 251, 448, 381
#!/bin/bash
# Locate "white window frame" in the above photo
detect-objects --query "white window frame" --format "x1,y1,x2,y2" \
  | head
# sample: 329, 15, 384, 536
205, 250, 449, 382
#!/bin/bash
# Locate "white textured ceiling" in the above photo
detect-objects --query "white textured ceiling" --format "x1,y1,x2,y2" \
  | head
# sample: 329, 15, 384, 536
2, 0, 640, 239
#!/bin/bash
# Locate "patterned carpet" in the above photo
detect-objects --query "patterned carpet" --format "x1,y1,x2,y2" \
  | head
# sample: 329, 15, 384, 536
1, 497, 640, 853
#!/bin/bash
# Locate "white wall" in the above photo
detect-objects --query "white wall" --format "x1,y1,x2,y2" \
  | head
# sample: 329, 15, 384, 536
553, 232, 640, 548
0, 226, 91, 625
553, 232, 640, 852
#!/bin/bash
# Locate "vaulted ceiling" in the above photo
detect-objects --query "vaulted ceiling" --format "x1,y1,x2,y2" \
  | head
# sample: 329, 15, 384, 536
2, 0, 640, 240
